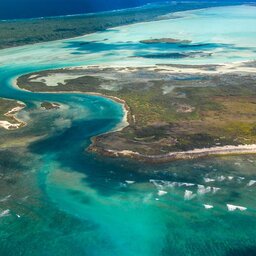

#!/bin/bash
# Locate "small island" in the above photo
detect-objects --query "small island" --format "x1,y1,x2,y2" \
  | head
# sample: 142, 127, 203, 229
140, 38, 192, 44
41, 102, 60, 110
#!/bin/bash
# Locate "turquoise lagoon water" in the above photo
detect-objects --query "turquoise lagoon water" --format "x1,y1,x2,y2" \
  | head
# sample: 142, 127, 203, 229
1, 5, 256, 256
1, 5, 256, 67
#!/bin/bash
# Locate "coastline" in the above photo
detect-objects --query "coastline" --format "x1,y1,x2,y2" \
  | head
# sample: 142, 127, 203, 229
0, 101, 27, 130
11, 77, 132, 132
87, 84, 256, 163
0, 2, 248, 51
0, 1, 213, 50
68, 61, 256, 74
88, 90, 256, 163
82, 92, 132, 133
89, 143, 256, 163
13, 63, 256, 163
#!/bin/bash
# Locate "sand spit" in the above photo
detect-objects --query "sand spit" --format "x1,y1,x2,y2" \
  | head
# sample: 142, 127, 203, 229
97, 144, 256, 163
0, 103, 27, 130
154, 62, 256, 75
67, 61, 256, 75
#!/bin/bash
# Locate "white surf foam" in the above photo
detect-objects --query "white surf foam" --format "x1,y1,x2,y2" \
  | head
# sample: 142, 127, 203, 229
178, 182, 195, 187
203, 204, 214, 209
184, 190, 196, 200
158, 190, 168, 196
149, 179, 164, 189
197, 185, 211, 195
247, 180, 256, 187
212, 187, 221, 194
125, 180, 135, 184
227, 204, 247, 212
217, 176, 226, 182
0, 209, 10, 218
204, 178, 215, 183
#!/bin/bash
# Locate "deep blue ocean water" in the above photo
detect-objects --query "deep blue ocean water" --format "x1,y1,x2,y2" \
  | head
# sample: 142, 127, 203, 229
0, 0, 167, 19
0, 0, 253, 20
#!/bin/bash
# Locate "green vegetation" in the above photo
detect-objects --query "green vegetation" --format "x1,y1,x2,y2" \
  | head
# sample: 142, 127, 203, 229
16, 67, 256, 155
0, 98, 22, 124
0, 2, 234, 49
140, 38, 192, 44
41, 102, 60, 110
